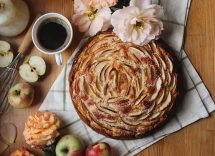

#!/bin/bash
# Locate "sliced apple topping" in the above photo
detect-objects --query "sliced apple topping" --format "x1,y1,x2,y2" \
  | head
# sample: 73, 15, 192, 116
166, 56, 173, 73
134, 91, 146, 105
156, 90, 165, 104
158, 56, 166, 70
150, 78, 162, 101
159, 92, 172, 111
160, 67, 166, 81
122, 117, 142, 126
149, 112, 160, 120
0, 40, 14, 67
19, 56, 46, 82
95, 61, 109, 74
70, 32, 178, 136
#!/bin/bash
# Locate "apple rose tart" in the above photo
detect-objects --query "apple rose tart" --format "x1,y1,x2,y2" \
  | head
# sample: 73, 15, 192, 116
23, 112, 60, 148
69, 31, 179, 139
10, 148, 34, 156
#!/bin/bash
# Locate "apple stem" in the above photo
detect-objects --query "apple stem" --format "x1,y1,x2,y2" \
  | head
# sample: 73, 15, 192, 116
61, 148, 69, 153
15, 90, 20, 95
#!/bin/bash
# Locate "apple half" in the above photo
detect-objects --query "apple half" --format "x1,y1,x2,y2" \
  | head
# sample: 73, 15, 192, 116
0, 40, 14, 68
19, 56, 46, 82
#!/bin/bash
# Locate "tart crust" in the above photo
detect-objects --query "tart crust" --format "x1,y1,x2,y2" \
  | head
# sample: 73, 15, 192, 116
69, 31, 179, 139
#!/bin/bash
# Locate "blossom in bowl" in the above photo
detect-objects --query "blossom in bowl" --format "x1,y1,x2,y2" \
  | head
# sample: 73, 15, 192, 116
72, 0, 111, 36
87, 0, 118, 9
111, 0, 164, 45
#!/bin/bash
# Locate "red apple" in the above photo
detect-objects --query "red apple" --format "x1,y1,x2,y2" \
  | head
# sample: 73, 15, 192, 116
8, 82, 34, 109
86, 142, 111, 156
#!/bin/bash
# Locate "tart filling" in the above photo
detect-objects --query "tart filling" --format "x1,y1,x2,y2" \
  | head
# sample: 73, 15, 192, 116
69, 31, 179, 139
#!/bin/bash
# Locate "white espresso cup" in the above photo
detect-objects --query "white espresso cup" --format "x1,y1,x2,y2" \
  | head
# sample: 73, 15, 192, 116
32, 13, 73, 65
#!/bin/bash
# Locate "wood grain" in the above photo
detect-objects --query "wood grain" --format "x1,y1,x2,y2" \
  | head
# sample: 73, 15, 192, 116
0, 0, 215, 155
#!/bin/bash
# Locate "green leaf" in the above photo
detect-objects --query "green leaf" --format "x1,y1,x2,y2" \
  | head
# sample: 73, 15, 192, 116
43, 142, 58, 156
43, 137, 61, 156
44, 149, 56, 156
115, 0, 131, 8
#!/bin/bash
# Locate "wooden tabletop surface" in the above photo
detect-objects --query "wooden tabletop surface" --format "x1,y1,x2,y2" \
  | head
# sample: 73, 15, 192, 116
1, 0, 215, 155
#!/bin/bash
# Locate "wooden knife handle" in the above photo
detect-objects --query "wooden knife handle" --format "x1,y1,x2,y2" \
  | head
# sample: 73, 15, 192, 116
18, 15, 40, 54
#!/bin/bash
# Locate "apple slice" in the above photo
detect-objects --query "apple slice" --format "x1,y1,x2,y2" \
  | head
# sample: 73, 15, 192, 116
19, 64, 39, 82
29, 56, 46, 76
0, 40, 13, 67
0, 123, 17, 145
19, 56, 46, 82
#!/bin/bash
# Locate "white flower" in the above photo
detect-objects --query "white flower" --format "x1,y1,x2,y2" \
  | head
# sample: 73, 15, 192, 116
111, 0, 164, 45
72, 0, 111, 36
87, 0, 118, 9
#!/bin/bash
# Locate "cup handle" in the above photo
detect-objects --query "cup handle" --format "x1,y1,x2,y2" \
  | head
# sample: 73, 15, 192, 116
55, 53, 63, 65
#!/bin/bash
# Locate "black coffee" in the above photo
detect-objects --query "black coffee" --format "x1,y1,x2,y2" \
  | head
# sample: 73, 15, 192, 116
38, 22, 67, 50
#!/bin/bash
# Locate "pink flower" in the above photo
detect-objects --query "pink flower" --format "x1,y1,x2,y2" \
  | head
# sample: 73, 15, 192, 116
111, 0, 164, 45
87, 0, 118, 9
72, 0, 111, 36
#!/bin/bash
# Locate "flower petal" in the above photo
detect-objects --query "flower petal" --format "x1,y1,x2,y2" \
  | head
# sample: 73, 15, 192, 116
79, 19, 91, 33
97, 7, 112, 22
111, 6, 140, 29
72, 13, 80, 23
87, 0, 118, 9
130, 0, 151, 10
76, 15, 89, 26
74, 0, 89, 13
141, 5, 164, 18
131, 28, 139, 42
72, 13, 91, 33
97, 7, 112, 31
88, 17, 104, 36
148, 20, 163, 37
102, 20, 111, 31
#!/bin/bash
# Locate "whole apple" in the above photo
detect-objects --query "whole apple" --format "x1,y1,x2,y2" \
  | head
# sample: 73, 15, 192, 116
8, 82, 34, 109
86, 142, 111, 156
56, 135, 84, 156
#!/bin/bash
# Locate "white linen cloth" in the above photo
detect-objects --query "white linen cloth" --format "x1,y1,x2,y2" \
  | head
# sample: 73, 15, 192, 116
40, 0, 215, 155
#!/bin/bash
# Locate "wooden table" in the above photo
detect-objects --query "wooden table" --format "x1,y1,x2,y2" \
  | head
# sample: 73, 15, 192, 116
1, 0, 215, 155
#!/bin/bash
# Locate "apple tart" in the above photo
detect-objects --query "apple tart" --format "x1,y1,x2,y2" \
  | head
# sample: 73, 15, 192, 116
69, 31, 179, 139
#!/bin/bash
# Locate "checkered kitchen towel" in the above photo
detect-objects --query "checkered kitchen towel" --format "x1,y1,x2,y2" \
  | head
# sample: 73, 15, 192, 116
40, 0, 215, 155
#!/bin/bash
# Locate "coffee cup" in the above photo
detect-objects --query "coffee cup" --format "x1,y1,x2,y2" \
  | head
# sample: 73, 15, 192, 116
32, 13, 73, 65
